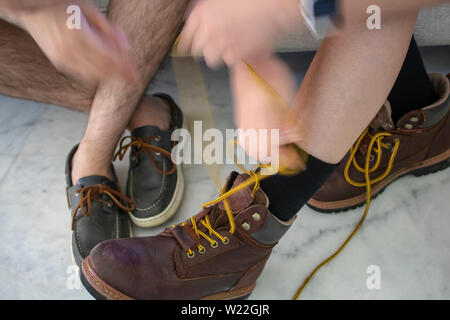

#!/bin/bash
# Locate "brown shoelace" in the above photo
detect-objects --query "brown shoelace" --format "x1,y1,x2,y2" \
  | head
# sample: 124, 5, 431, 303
114, 136, 176, 175
71, 184, 135, 230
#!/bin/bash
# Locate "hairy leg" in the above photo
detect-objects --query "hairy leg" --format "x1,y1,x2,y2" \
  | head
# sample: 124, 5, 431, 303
0, 17, 174, 127
0, 19, 94, 112
74, 0, 189, 181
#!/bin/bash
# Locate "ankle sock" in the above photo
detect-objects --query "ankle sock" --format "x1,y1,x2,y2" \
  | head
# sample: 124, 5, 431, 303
388, 36, 437, 123
260, 156, 337, 221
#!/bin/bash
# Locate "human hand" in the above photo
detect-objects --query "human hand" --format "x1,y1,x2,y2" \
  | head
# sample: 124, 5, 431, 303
231, 55, 305, 170
177, 0, 302, 68
18, 0, 138, 85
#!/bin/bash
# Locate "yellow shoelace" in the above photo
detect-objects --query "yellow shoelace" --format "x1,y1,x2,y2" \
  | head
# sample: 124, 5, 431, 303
182, 161, 306, 258
292, 128, 400, 299
172, 34, 400, 299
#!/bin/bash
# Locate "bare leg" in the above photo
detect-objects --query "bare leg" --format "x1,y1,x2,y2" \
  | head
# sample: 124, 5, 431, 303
293, 10, 419, 164
0, 18, 173, 131
73, 0, 189, 181
0, 1, 189, 182
0, 19, 94, 112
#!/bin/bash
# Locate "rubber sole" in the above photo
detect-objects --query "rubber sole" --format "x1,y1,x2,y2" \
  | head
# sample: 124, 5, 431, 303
82, 256, 255, 300
129, 167, 185, 227
308, 153, 450, 214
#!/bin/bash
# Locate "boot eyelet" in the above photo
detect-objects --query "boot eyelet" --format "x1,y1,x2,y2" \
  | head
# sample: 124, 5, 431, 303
155, 152, 161, 156
221, 237, 229, 245
210, 241, 218, 248
404, 123, 413, 130
369, 155, 375, 162
106, 201, 113, 208
242, 222, 251, 231
252, 213, 261, 221
198, 247, 206, 254
155, 136, 161, 142
187, 251, 195, 259
385, 143, 392, 149
410, 117, 419, 123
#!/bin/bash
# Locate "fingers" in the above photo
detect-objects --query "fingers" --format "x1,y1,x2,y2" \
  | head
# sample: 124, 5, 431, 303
81, 2, 138, 82
176, 3, 201, 55
177, 0, 227, 68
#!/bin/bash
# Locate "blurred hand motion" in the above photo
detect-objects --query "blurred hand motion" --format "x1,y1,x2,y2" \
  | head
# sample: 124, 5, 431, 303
18, 0, 138, 85
231, 55, 306, 170
177, 0, 302, 68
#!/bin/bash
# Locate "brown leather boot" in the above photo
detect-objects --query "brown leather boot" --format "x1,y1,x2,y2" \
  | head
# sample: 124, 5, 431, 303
309, 73, 450, 213
81, 171, 294, 300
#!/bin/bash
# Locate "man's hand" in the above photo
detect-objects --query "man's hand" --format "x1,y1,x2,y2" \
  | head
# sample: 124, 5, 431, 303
17, 1, 138, 85
177, 0, 302, 68
231, 55, 305, 169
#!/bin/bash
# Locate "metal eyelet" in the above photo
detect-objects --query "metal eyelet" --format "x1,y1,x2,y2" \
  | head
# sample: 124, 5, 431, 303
410, 117, 419, 123
384, 143, 392, 150
210, 241, 218, 248
106, 201, 113, 208
404, 123, 413, 130
221, 237, 229, 245
242, 222, 251, 231
187, 251, 195, 259
369, 155, 375, 162
155, 152, 161, 156
198, 247, 206, 254
252, 213, 261, 222
155, 136, 161, 142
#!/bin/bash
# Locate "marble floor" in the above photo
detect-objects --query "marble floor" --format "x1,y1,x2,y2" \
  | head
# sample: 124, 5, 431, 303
0, 48, 449, 300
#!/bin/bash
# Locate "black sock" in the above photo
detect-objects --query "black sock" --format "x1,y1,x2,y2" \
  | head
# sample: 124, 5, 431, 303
260, 156, 337, 221
262, 37, 434, 222
388, 36, 437, 123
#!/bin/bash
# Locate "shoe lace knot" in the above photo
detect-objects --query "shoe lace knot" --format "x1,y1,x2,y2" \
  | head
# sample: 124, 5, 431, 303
114, 135, 176, 175
345, 128, 400, 187
71, 184, 135, 230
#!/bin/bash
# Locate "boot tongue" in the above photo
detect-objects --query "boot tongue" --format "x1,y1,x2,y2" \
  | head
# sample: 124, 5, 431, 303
217, 172, 256, 213
369, 101, 395, 132
357, 101, 395, 157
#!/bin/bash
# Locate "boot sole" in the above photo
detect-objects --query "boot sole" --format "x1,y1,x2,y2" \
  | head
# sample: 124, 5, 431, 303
308, 149, 450, 214
81, 256, 255, 300
129, 166, 185, 228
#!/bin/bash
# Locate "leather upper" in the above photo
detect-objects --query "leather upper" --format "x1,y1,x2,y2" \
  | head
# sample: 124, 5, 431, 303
87, 172, 292, 299
312, 74, 450, 203
126, 94, 183, 219
65, 145, 131, 264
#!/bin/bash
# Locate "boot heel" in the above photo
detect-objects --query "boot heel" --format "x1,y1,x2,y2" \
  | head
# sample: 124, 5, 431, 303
412, 157, 450, 177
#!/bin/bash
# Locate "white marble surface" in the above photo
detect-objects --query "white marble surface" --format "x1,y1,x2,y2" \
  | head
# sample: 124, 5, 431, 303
0, 48, 449, 300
